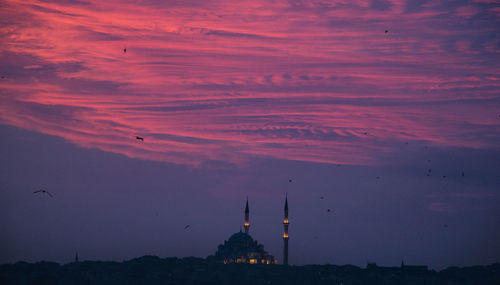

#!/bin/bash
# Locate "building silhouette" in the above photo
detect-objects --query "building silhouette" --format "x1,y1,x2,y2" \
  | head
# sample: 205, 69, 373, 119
283, 194, 289, 265
244, 197, 250, 234
208, 198, 280, 264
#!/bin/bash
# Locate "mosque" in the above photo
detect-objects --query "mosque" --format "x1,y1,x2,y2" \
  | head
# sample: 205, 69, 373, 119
208, 196, 289, 265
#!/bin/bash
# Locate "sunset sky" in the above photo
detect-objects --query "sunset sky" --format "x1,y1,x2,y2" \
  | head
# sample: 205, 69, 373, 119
1, 0, 499, 269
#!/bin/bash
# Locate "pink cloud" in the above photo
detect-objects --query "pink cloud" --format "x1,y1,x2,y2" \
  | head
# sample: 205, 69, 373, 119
1, 0, 499, 167
456, 5, 480, 18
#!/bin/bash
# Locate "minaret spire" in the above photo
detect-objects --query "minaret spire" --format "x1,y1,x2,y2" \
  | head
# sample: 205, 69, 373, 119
283, 193, 289, 265
244, 196, 250, 234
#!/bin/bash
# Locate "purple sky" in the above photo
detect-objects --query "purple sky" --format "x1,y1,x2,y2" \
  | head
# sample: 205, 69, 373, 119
1, 0, 500, 269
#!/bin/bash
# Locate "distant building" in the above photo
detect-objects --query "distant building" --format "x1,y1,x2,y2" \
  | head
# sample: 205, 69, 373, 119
208, 197, 280, 264
366, 261, 428, 272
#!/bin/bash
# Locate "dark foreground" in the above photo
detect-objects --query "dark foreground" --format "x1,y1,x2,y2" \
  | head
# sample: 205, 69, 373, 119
1, 256, 499, 285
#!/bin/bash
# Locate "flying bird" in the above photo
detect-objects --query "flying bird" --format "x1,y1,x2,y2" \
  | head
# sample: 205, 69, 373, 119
405, 142, 409, 145
442, 175, 446, 179
363, 132, 368, 135
461, 171, 465, 177
444, 224, 449, 228
385, 30, 389, 34
327, 209, 331, 213
320, 196, 324, 200
184, 225, 191, 230
33, 189, 53, 198
289, 179, 292, 182
376, 176, 380, 179
123, 48, 127, 53
136, 136, 144, 141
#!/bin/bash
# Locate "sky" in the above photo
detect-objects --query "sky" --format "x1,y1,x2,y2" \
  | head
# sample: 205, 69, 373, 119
0, 0, 500, 269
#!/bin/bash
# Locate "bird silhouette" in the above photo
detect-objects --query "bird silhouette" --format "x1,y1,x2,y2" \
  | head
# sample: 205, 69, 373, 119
405, 142, 409, 145
461, 171, 465, 177
184, 225, 190, 230
136, 136, 144, 141
385, 30, 389, 34
363, 132, 368, 135
444, 224, 449, 228
33, 189, 53, 198
376, 176, 380, 179
289, 179, 292, 182
442, 175, 446, 179
320, 196, 324, 200
123, 48, 127, 53
327, 209, 331, 212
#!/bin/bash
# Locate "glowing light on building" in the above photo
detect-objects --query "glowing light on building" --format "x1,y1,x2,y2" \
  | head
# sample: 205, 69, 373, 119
283, 195, 289, 265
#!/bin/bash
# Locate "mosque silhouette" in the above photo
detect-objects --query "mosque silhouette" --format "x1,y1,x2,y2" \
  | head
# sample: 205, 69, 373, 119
207, 196, 289, 265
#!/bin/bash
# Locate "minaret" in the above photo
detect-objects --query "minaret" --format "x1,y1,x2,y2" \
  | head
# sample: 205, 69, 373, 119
75, 251, 79, 263
244, 197, 250, 234
283, 194, 289, 265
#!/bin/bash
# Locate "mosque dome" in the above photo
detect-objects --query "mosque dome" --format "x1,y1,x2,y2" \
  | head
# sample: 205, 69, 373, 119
210, 231, 276, 264
228, 231, 253, 243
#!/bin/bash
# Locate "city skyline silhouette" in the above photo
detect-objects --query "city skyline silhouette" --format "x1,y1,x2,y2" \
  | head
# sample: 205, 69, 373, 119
1, 0, 499, 274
